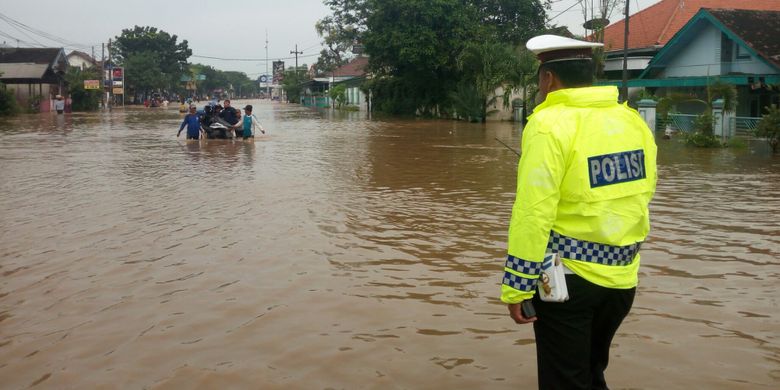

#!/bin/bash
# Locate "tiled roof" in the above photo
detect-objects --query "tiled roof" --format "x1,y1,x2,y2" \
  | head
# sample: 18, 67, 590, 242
602, 0, 780, 51
332, 56, 368, 77
0, 47, 63, 64
709, 8, 780, 68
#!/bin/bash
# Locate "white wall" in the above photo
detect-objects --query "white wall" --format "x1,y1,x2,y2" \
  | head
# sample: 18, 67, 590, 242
661, 24, 722, 78
723, 50, 776, 75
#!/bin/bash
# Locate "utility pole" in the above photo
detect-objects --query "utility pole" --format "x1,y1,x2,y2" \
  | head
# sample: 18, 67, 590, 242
265, 30, 269, 98
290, 44, 302, 77
101, 42, 106, 108
620, 0, 630, 103
108, 38, 113, 110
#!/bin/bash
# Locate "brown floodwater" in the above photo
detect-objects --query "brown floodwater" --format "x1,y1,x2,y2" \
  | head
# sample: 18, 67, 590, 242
1, 100, 779, 389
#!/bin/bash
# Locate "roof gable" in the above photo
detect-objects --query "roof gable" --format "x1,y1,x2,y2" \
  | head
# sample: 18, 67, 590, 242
66, 50, 96, 63
638, 8, 780, 79
602, 0, 780, 52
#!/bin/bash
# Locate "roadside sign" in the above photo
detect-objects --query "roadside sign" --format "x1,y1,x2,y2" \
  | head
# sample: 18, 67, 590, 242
84, 80, 101, 90
113, 87, 124, 95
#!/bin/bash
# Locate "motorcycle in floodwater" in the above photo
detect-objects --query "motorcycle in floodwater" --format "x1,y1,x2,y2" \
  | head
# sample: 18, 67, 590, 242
200, 106, 236, 139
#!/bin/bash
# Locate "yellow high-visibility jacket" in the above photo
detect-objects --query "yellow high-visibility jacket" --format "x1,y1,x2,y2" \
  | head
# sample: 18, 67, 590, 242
501, 86, 657, 304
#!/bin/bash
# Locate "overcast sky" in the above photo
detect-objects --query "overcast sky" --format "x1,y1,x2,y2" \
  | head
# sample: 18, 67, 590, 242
2, 0, 659, 77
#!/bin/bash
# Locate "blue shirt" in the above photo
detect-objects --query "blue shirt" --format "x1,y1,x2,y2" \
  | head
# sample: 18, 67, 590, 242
179, 114, 201, 138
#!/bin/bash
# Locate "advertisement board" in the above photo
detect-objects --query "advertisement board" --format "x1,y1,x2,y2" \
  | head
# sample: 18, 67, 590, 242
272, 61, 285, 84
84, 80, 101, 90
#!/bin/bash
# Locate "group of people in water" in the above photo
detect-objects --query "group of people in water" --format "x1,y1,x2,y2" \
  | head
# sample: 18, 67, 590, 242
177, 99, 265, 140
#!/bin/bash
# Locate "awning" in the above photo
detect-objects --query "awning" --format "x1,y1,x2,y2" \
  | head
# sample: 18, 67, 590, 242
0, 63, 48, 79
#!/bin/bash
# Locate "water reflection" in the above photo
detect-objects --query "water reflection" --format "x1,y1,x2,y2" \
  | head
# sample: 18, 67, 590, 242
0, 102, 778, 389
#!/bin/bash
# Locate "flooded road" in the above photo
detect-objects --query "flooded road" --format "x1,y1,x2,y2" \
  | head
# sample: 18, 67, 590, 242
1, 101, 779, 389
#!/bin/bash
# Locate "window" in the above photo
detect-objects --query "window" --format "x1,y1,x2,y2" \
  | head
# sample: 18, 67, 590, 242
736, 43, 751, 60
720, 33, 733, 62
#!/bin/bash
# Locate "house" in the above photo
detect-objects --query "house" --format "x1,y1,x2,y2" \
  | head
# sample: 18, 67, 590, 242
301, 56, 370, 110
0, 47, 68, 112
634, 8, 780, 120
66, 50, 97, 70
331, 56, 370, 110
599, 0, 780, 80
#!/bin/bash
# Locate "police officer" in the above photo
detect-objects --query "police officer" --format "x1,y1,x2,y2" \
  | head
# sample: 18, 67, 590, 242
501, 35, 658, 389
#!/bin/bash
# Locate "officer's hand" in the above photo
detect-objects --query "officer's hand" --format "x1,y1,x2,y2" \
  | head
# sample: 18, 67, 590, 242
508, 303, 536, 324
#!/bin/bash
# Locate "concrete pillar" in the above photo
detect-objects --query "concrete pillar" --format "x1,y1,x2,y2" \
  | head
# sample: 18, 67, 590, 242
637, 99, 657, 135
712, 99, 724, 137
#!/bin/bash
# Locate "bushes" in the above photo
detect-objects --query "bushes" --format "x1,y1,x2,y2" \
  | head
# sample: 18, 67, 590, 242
0, 82, 20, 116
756, 104, 780, 153
682, 112, 722, 147
64, 67, 101, 111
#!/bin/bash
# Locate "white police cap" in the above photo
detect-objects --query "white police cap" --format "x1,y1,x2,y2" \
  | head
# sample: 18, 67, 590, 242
527, 34, 603, 64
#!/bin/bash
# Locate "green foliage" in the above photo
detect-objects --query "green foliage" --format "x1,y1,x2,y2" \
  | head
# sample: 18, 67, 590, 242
756, 104, 780, 153
363, 77, 418, 116
316, 0, 547, 117
449, 80, 484, 122
64, 67, 101, 111
363, 0, 476, 115
681, 113, 722, 147
113, 26, 192, 93
0, 81, 20, 116
329, 84, 347, 108
190, 64, 228, 96
473, 0, 547, 46
707, 80, 737, 112
693, 111, 713, 136
682, 132, 723, 147
315, 0, 369, 75
456, 41, 519, 121
281, 69, 307, 104
124, 52, 166, 95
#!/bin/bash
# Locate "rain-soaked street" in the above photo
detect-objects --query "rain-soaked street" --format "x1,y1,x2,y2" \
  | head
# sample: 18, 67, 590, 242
1, 100, 779, 389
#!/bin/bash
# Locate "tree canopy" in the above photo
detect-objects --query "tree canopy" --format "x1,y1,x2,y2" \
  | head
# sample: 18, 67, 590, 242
319, 0, 548, 117
113, 26, 192, 94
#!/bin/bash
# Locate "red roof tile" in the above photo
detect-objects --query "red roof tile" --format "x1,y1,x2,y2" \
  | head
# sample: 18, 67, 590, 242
602, 0, 780, 51
332, 56, 369, 77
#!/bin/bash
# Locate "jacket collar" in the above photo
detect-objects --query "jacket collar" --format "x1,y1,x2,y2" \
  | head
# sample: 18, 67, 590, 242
533, 86, 619, 114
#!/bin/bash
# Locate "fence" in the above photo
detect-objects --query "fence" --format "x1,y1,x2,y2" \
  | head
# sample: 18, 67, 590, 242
665, 113, 762, 137
730, 116, 762, 137
300, 96, 330, 108
667, 113, 698, 133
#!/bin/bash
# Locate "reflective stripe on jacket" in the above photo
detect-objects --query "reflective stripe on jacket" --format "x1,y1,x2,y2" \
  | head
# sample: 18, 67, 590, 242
501, 86, 658, 304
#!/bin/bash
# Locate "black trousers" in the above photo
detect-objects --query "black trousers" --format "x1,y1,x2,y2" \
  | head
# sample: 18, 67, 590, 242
532, 273, 635, 390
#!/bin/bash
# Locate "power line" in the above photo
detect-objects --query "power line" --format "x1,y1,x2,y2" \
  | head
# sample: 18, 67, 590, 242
0, 12, 95, 49
191, 52, 320, 62
548, 0, 585, 22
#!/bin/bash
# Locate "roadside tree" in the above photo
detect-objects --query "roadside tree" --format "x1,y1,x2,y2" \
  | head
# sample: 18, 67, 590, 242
64, 67, 102, 111
113, 26, 191, 98
315, 0, 369, 75
124, 52, 167, 101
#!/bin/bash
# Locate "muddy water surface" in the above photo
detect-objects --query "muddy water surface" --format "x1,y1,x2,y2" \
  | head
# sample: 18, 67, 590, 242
1, 101, 778, 389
